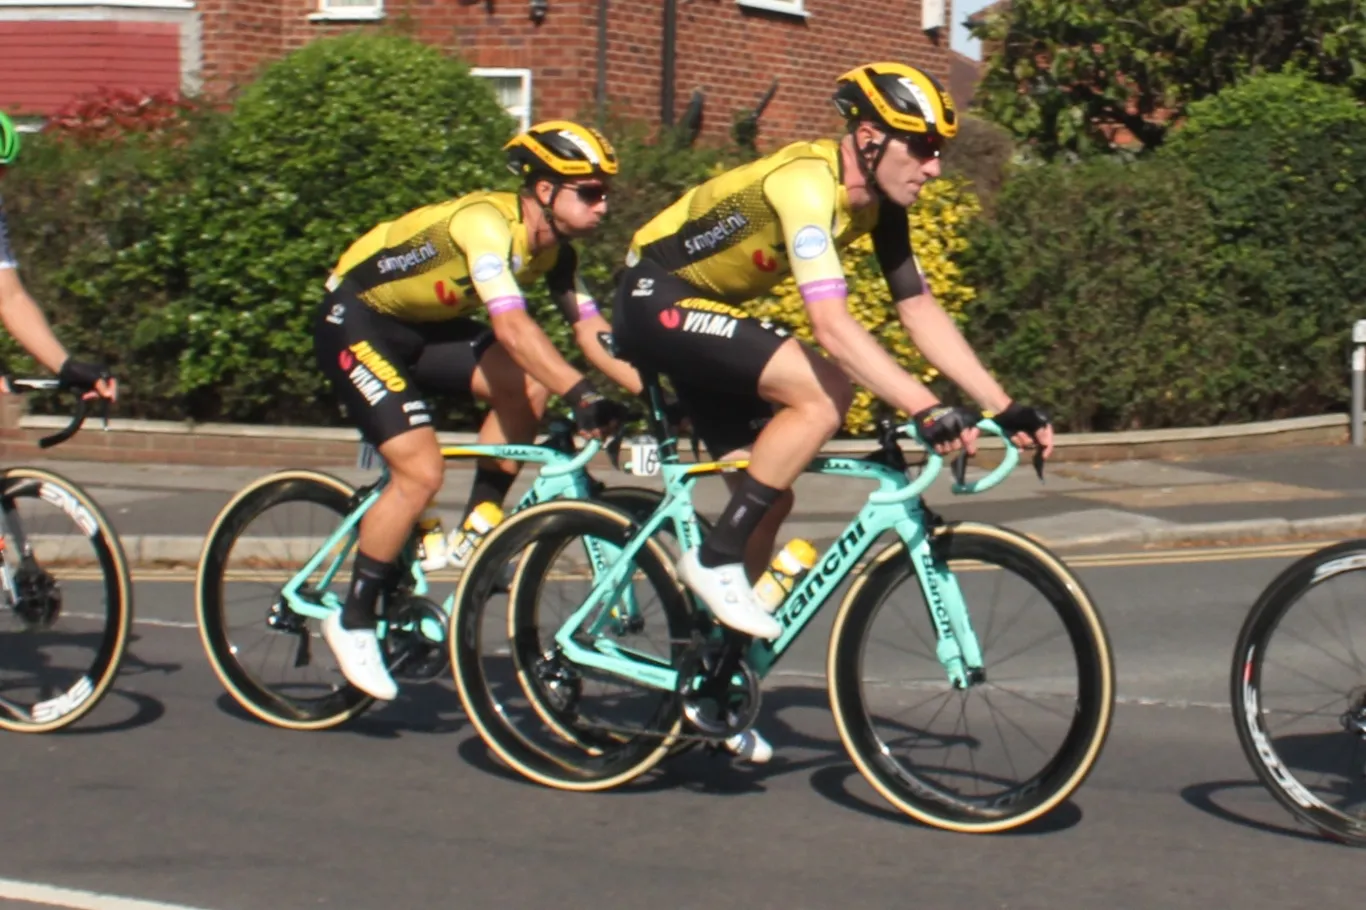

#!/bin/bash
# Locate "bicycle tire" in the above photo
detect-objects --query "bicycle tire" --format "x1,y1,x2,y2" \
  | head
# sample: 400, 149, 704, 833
1231, 538, 1366, 845
450, 499, 694, 791
827, 521, 1114, 833
196, 470, 374, 730
0, 467, 133, 733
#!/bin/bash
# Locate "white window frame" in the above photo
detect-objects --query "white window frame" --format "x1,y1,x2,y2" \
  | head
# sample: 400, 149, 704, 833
308, 0, 384, 22
735, 0, 809, 18
471, 67, 533, 133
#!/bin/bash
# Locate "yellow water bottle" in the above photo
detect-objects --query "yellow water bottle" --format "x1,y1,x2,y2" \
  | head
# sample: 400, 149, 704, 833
416, 509, 449, 571
753, 538, 818, 613
447, 501, 505, 568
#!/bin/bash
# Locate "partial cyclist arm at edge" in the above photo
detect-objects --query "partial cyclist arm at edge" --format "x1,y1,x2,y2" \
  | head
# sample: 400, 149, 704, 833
0, 268, 70, 374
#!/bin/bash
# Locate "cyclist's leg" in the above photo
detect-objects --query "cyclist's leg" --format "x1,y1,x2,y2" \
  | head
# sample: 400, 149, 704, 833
614, 263, 853, 639
314, 290, 443, 700
412, 323, 546, 525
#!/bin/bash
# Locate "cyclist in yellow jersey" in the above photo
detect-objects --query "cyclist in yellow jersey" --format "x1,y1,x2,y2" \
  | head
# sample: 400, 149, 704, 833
314, 120, 643, 700
0, 111, 117, 403
612, 64, 1054, 758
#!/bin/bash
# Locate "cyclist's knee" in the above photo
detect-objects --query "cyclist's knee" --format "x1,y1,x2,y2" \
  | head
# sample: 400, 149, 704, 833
524, 375, 551, 414
383, 435, 444, 505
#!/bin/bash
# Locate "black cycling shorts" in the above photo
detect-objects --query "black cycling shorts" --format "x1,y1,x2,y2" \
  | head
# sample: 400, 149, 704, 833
612, 260, 792, 458
314, 280, 495, 447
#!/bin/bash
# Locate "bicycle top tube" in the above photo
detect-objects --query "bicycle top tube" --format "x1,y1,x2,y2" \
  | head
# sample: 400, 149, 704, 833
438, 438, 603, 475
656, 418, 1020, 504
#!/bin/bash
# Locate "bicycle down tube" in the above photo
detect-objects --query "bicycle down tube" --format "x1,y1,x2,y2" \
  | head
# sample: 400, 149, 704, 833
551, 420, 1021, 694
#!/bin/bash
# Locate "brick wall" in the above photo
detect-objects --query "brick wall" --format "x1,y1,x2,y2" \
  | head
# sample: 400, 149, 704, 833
0, 21, 182, 116
192, 0, 950, 148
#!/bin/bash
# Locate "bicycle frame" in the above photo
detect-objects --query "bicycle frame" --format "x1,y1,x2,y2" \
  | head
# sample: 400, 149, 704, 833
550, 419, 1021, 693
279, 437, 605, 625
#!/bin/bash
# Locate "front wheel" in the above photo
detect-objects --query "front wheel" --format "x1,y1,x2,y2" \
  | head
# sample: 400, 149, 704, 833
1232, 538, 1366, 845
827, 522, 1114, 833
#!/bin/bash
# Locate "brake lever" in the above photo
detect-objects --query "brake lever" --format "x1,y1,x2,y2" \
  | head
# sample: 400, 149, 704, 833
952, 449, 969, 487
1033, 445, 1046, 482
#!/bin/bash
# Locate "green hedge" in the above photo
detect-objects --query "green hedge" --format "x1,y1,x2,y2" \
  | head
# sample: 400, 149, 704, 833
958, 73, 1366, 431
2, 33, 751, 428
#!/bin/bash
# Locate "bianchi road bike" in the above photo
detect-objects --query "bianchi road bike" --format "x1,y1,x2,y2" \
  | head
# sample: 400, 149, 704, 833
449, 374, 1116, 834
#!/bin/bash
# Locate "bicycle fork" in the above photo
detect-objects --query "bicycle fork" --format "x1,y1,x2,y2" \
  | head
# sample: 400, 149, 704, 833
899, 518, 986, 689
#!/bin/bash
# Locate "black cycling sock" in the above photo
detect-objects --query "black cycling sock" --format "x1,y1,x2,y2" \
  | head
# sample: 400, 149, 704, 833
340, 551, 394, 631
698, 472, 783, 568
464, 464, 517, 519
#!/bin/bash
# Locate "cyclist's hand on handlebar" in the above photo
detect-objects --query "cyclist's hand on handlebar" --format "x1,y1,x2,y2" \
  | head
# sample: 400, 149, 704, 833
990, 401, 1053, 458
912, 404, 981, 456
564, 378, 622, 440
59, 358, 118, 403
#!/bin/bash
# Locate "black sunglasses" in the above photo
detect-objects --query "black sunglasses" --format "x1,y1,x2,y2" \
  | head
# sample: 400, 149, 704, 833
570, 183, 608, 205
900, 133, 943, 160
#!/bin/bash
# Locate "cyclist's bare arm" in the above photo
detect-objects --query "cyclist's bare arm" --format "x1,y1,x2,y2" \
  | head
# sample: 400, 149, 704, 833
545, 263, 643, 396
0, 268, 70, 374
896, 293, 1009, 412
455, 210, 584, 398
764, 161, 938, 416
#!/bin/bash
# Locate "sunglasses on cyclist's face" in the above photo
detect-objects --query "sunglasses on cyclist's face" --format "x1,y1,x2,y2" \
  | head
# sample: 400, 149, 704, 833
900, 133, 942, 161
569, 182, 608, 206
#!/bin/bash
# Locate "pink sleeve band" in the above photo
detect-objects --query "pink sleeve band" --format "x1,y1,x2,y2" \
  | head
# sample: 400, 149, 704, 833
485, 296, 527, 314
799, 278, 848, 303
578, 299, 600, 319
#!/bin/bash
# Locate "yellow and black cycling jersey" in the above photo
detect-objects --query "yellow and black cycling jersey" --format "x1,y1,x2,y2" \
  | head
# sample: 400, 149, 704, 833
326, 190, 598, 324
625, 138, 927, 307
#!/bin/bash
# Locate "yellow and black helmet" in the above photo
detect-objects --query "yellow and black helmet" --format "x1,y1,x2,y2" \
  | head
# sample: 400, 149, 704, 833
832, 62, 958, 141
505, 120, 619, 182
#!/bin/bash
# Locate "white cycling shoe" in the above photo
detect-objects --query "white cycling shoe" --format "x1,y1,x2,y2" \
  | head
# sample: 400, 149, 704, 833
321, 612, 398, 701
724, 729, 774, 764
677, 549, 782, 640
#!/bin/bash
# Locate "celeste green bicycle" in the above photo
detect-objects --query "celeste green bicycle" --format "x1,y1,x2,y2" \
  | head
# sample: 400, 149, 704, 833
449, 378, 1117, 834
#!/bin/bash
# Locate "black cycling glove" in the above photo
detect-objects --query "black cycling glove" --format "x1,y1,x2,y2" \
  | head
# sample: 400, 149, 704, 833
911, 404, 981, 448
991, 402, 1050, 440
58, 359, 110, 392
564, 379, 624, 433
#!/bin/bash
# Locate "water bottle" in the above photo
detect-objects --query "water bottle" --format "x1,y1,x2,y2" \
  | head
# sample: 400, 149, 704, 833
447, 501, 505, 568
753, 538, 818, 613
416, 510, 449, 572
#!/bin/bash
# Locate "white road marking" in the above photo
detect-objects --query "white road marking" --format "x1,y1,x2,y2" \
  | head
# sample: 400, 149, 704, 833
0, 877, 214, 910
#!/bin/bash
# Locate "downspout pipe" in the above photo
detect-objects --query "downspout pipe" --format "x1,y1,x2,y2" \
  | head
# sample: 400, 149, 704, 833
596, 0, 608, 127
661, 0, 676, 127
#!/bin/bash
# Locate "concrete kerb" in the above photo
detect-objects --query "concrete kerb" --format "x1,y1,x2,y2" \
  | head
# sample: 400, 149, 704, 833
90, 512, 1366, 570
15, 412, 1351, 465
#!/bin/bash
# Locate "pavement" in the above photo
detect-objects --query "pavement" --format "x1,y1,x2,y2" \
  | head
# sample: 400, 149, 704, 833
13, 438, 1366, 567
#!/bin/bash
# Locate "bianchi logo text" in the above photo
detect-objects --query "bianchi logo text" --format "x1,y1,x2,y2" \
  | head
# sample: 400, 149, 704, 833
683, 213, 749, 257
377, 240, 438, 275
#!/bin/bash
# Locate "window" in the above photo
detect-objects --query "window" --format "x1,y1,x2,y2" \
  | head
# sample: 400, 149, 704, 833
472, 68, 532, 133
735, 0, 808, 18
310, 0, 383, 21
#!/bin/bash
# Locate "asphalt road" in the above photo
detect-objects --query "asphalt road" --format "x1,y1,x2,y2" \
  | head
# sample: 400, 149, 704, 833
1, 544, 1363, 910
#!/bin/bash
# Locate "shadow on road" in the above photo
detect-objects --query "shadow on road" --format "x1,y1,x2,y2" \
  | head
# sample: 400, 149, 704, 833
1179, 779, 1341, 845
451, 683, 1084, 835
213, 679, 469, 738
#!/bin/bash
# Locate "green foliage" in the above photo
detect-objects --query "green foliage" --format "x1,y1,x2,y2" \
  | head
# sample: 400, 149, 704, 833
961, 73, 1366, 430
131, 31, 516, 422
969, 0, 1366, 158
